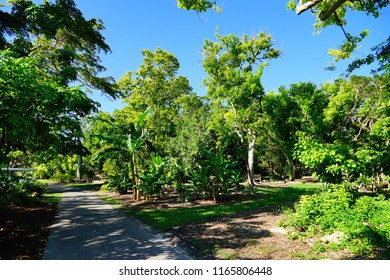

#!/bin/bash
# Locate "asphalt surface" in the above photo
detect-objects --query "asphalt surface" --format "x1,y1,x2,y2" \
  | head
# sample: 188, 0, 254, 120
43, 185, 191, 260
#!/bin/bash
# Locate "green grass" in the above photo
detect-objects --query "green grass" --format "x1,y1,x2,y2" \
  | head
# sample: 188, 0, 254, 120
43, 192, 62, 204
37, 179, 54, 185
102, 183, 322, 231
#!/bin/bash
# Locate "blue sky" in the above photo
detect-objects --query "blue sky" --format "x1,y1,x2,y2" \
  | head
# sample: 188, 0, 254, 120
72, 0, 389, 113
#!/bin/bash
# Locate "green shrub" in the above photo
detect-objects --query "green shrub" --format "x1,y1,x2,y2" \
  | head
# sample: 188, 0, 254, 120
35, 164, 51, 179
190, 148, 241, 202
100, 173, 132, 194
0, 176, 47, 206
52, 171, 73, 183
281, 184, 390, 257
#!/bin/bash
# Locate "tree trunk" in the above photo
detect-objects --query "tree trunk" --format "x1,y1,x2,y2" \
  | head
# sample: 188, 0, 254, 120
76, 155, 82, 181
247, 131, 257, 187
130, 154, 140, 200
290, 162, 296, 181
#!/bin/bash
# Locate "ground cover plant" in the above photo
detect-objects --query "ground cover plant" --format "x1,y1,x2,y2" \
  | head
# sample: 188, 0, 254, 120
0, 176, 47, 207
280, 185, 390, 258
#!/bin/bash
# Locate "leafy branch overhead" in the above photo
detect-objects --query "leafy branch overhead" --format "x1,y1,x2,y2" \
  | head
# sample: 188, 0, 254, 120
0, 0, 118, 98
176, 0, 389, 74
286, 0, 389, 71
176, 0, 221, 13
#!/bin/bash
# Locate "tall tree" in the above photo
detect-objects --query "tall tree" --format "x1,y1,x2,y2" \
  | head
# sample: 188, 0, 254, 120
202, 30, 280, 186
0, 0, 117, 97
294, 75, 390, 188
117, 48, 193, 155
0, 0, 117, 166
0, 50, 97, 164
262, 82, 329, 181
166, 94, 212, 184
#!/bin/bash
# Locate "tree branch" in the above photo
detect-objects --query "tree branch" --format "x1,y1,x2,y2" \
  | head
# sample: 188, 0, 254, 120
296, 0, 323, 15
228, 99, 245, 143
319, 0, 348, 21
333, 11, 352, 41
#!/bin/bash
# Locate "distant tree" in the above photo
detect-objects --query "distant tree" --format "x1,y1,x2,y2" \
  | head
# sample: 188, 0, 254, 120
294, 75, 390, 189
166, 94, 212, 183
262, 89, 300, 180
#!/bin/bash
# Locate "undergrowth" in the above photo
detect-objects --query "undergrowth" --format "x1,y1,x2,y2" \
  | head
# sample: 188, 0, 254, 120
0, 176, 47, 206
280, 185, 390, 258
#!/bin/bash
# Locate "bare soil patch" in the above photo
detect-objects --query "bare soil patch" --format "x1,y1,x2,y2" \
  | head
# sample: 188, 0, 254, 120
100, 181, 355, 260
168, 206, 315, 259
0, 203, 58, 259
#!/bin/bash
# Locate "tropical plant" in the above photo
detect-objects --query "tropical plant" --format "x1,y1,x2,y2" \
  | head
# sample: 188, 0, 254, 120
90, 108, 150, 198
138, 153, 167, 201
192, 147, 242, 202
0, 175, 47, 206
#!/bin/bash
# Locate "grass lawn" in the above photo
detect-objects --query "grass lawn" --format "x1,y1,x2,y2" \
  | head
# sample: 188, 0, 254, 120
101, 183, 322, 231
43, 191, 62, 204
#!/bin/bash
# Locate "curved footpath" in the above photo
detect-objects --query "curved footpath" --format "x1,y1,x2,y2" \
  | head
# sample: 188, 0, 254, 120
43, 185, 191, 260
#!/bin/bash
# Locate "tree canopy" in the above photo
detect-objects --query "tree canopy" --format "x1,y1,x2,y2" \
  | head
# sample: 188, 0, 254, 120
0, 0, 117, 165
0, 0, 118, 97
202, 30, 280, 185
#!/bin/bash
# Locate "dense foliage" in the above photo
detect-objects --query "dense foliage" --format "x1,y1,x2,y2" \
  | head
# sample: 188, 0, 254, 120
0, 174, 47, 206
0, 0, 116, 168
0, 0, 388, 258
281, 186, 390, 256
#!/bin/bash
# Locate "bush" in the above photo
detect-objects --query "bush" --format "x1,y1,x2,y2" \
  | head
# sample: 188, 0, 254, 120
101, 173, 132, 194
35, 164, 51, 179
190, 148, 241, 202
52, 171, 73, 184
0, 176, 47, 206
281, 184, 390, 256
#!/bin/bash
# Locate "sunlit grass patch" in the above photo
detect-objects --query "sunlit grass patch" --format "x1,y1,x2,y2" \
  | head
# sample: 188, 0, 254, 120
103, 183, 322, 231
43, 192, 62, 204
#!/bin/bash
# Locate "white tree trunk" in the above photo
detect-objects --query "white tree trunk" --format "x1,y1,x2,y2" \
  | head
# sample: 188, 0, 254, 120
247, 131, 257, 186
76, 155, 82, 181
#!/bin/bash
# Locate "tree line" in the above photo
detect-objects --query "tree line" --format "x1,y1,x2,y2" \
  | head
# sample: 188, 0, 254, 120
1, 0, 389, 203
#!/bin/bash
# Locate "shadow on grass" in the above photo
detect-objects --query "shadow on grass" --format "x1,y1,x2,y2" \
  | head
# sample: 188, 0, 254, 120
121, 184, 322, 231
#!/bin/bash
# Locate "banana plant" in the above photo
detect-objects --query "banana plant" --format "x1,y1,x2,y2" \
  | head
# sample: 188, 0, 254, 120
192, 147, 241, 202
91, 108, 150, 197
138, 153, 166, 201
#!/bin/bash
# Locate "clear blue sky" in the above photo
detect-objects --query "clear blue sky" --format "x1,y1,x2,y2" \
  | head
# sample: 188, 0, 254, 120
72, 0, 389, 113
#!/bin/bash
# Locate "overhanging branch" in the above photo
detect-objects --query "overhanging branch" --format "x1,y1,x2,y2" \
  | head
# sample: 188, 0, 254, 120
319, 0, 348, 21
296, 0, 323, 15
296, 0, 348, 21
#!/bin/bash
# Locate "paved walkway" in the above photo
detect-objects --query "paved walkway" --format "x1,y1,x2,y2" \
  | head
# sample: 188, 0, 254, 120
43, 185, 191, 260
